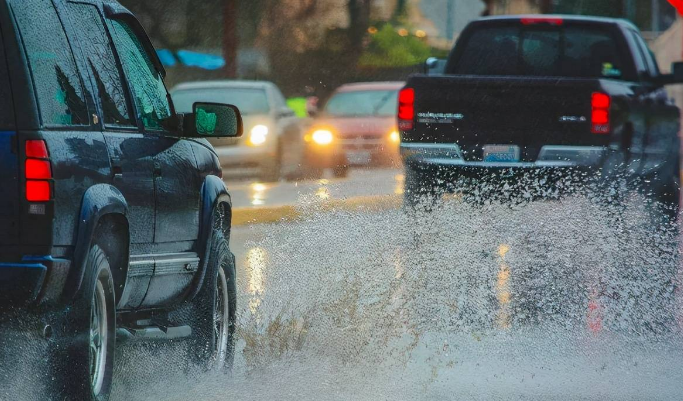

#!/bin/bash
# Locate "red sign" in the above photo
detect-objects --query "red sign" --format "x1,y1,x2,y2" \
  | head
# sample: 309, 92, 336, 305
668, 0, 683, 16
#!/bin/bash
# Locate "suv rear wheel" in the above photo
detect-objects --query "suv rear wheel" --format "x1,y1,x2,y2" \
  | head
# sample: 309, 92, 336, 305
54, 244, 116, 401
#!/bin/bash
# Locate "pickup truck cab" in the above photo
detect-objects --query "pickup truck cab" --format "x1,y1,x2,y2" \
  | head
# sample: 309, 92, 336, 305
401, 15, 683, 210
0, 0, 242, 399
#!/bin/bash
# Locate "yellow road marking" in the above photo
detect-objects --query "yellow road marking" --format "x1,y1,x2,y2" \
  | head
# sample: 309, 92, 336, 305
232, 194, 402, 227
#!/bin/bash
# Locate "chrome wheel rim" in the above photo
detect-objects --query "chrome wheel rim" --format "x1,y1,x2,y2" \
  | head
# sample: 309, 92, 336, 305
213, 266, 230, 365
90, 279, 108, 396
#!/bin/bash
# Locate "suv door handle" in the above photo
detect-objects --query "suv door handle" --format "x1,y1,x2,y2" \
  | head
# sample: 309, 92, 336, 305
111, 157, 123, 179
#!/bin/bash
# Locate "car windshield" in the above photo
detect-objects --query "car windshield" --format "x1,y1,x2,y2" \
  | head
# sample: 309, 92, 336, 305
324, 90, 398, 117
6, 1, 683, 400
172, 88, 270, 115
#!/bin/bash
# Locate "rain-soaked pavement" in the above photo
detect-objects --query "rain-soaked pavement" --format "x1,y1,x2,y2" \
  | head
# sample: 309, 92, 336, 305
226, 167, 404, 209
4, 172, 683, 400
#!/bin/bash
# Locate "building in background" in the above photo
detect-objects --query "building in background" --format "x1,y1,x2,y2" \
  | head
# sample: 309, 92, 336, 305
415, 0, 485, 43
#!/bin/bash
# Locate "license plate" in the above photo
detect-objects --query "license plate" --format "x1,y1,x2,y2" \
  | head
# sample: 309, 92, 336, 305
483, 145, 520, 162
347, 151, 372, 165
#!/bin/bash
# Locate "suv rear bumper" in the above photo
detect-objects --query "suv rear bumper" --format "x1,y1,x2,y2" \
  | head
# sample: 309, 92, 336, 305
0, 256, 71, 306
401, 143, 607, 168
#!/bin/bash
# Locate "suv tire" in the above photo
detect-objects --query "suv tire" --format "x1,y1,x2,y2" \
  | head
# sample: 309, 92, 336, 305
180, 207, 236, 371
55, 244, 116, 401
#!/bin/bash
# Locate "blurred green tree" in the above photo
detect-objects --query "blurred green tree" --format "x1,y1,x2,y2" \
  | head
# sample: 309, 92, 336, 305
358, 24, 431, 68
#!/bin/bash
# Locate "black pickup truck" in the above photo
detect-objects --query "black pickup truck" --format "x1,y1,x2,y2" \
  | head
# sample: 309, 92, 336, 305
0, 1, 242, 399
400, 15, 683, 209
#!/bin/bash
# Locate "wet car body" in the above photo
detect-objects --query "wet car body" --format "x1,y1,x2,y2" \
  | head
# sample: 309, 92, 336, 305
172, 80, 307, 182
402, 15, 682, 207
311, 82, 403, 167
0, 0, 239, 398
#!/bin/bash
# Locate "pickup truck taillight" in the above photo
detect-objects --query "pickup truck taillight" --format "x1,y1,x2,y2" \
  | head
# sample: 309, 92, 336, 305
591, 92, 611, 134
398, 88, 415, 131
25, 140, 52, 202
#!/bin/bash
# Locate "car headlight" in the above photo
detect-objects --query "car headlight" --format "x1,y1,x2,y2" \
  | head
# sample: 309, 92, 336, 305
389, 130, 400, 143
249, 125, 269, 146
311, 129, 334, 145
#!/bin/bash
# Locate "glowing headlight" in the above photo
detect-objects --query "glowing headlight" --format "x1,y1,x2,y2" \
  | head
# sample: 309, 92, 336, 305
249, 125, 269, 146
312, 130, 333, 145
389, 130, 400, 143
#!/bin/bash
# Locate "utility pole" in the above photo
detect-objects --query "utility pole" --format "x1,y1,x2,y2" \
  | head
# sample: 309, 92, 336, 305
624, 0, 637, 22
223, 0, 238, 78
446, 0, 454, 41
652, 0, 660, 32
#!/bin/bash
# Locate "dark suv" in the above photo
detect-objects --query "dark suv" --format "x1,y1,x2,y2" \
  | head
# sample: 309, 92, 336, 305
0, 0, 243, 399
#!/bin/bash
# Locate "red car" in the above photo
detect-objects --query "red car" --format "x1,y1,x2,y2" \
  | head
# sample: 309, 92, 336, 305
308, 82, 404, 169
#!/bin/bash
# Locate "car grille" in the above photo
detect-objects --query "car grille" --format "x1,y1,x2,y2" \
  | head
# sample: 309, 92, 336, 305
340, 134, 384, 151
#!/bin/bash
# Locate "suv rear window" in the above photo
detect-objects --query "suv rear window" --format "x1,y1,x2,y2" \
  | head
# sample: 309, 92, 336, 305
450, 24, 627, 80
12, 0, 88, 126
0, 23, 14, 130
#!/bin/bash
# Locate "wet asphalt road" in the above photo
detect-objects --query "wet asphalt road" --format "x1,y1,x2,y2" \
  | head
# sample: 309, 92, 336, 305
5, 167, 683, 400
225, 167, 405, 209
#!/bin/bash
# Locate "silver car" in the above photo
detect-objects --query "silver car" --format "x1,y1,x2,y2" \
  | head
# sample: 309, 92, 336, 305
171, 80, 305, 182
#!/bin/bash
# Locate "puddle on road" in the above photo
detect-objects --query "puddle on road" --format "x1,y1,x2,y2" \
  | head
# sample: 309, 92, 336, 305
4, 193, 683, 400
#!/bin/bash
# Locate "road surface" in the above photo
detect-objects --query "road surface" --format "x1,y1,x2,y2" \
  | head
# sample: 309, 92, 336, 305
3, 168, 683, 400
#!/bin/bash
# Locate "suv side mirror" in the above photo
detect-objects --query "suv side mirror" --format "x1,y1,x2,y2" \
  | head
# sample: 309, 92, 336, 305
277, 107, 295, 119
672, 62, 683, 83
424, 57, 447, 75
660, 62, 683, 85
184, 102, 243, 138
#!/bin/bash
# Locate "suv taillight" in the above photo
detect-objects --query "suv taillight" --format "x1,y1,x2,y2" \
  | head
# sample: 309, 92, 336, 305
398, 87, 415, 131
25, 140, 52, 202
591, 92, 611, 134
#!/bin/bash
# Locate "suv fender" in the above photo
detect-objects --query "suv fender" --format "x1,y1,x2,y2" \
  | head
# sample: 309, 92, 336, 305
63, 184, 128, 301
185, 175, 232, 301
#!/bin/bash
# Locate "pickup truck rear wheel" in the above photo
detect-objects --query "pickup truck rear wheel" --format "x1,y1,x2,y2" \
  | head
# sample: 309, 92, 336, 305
183, 207, 236, 371
404, 165, 439, 210
54, 244, 116, 401
657, 168, 681, 219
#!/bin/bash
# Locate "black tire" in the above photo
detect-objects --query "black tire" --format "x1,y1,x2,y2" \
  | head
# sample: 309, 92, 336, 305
301, 165, 324, 180
403, 164, 440, 210
333, 163, 349, 179
54, 245, 116, 401
260, 144, 282, 183
657, 160, 681, 219
180, 206, 236, 371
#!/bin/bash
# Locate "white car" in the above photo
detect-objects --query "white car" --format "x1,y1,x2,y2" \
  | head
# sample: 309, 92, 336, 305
172, 80, 307, 182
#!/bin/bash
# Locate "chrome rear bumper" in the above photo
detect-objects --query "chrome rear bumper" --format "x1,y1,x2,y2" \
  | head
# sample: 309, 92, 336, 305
401, 143, 607, 168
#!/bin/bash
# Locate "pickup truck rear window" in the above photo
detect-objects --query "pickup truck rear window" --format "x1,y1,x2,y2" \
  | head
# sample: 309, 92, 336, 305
451, 25, 626, 80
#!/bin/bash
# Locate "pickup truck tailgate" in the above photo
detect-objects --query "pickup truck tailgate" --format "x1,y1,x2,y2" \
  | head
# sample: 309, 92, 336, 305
412, 76, 606, 161
0, 131, 18, 244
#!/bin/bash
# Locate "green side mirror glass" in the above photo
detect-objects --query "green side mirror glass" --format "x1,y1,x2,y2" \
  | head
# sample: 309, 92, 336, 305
193, 102, 243, 138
